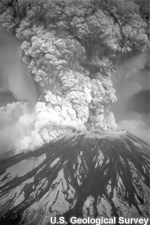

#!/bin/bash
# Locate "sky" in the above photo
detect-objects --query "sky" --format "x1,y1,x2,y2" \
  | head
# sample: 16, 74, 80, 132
111, 52, 150, 145
0, 30, 39, 107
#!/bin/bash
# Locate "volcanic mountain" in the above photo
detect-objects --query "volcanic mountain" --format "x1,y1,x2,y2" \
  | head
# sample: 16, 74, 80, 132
0, 131, 149, 225
0, 0, 150, 224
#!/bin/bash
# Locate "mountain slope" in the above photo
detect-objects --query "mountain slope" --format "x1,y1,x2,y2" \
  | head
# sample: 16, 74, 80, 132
0, 131, 149, 225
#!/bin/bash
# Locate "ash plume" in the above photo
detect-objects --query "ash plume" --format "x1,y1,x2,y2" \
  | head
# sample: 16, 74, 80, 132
0, 0, 149, 153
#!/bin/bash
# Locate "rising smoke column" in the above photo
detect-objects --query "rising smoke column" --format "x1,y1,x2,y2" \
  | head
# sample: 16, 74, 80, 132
0, 0, 149, 152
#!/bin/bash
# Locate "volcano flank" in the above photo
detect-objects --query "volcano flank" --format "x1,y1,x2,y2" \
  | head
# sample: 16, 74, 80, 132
0, 131, 150, 225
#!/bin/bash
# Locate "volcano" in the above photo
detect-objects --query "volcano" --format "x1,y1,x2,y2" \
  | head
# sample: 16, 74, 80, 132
0, 131, 149, 225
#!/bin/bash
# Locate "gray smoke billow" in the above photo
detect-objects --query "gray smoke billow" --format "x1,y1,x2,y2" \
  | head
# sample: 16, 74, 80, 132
0, 31, 149, 155
0, 0, 150, 155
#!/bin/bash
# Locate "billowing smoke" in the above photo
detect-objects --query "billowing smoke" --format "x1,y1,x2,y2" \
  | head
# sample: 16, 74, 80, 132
0, 102, 35, 155
0, 0, 149, 154
112, 52, 150, 145
0, 99, 88, 155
